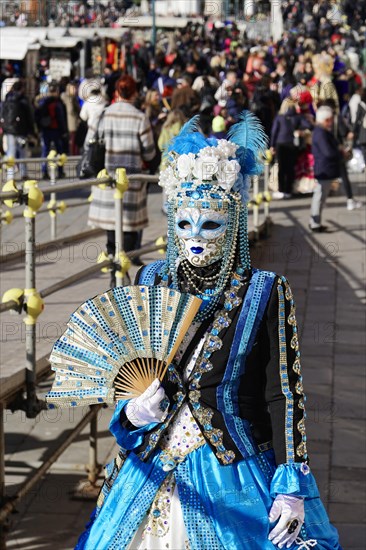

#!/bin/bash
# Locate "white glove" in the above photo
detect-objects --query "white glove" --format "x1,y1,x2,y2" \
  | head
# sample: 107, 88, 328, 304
268, 494, 305, 548
125, 379, 169, 428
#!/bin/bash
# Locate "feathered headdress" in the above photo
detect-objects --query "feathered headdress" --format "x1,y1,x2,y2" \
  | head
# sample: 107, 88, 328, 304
159, 111, 268, 204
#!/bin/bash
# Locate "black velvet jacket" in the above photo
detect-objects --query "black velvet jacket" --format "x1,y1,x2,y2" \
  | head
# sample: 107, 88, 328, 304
119, 264, 307, 467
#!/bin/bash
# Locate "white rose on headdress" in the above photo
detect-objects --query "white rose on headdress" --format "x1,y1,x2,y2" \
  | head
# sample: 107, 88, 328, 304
176, 154, 195, 179
159, 165, 181, 198
216, 140, 239, 159
198, 146, 220, 159
193, 156, 219, 180
216, 159, 241, 189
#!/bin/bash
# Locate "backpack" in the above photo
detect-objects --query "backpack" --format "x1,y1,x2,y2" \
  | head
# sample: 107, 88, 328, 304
0, 95, 23, 134
38, 98, 58, 129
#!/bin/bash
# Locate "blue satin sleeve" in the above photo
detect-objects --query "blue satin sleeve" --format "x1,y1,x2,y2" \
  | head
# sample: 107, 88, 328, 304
270, 462, 320, 499
109, 400, 159, 450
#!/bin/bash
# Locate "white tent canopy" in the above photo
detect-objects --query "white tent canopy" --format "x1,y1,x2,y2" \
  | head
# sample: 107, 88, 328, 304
0, 35, 40, 60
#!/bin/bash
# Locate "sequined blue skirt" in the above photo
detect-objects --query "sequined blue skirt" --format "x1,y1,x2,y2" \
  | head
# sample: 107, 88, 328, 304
75, 444, 342, 550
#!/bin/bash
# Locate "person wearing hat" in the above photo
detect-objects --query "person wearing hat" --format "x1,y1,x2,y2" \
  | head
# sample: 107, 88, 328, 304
75, 113, 342, 550
309, 106, 342, 232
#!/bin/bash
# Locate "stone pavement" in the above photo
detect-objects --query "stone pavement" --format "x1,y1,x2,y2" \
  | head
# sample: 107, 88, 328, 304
0, 175, 365, 549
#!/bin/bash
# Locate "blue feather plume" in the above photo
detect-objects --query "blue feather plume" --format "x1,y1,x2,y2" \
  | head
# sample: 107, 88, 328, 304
166, 115, 210, 156
227, 111, 268, 176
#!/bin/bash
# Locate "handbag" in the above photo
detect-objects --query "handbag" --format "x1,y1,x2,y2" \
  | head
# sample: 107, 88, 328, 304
342, 146, 353, 162
74, 119, 88, 148
78, 111, 106, 179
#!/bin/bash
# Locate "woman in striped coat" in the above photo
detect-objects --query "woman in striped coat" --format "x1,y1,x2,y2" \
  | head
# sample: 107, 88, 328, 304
88, 75, 156, 274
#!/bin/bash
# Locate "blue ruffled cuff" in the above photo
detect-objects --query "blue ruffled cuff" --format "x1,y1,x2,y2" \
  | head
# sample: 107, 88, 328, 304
270, 463, 320, 499
109, 399, 159, 450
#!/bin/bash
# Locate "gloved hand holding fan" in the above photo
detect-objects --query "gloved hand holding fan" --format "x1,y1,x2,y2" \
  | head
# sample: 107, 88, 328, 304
46, 286, 202, 409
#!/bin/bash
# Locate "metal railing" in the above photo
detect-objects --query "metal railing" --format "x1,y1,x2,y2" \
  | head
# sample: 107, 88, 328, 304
0, 160, 272, 546
1, 152, 81, 242
0, 165, 170, 547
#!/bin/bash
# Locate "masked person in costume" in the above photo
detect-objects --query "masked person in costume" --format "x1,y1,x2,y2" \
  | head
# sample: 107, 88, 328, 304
74, 113, 341, 550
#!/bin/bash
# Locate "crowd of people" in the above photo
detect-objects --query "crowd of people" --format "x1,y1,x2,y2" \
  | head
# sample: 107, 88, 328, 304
1, 6, 363, 548
0, 0, 365, 242
0, 1, 136, 28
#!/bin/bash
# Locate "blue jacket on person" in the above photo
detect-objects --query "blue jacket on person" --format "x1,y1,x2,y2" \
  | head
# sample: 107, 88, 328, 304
270, 109, 311, 146
312, 125, 341, 181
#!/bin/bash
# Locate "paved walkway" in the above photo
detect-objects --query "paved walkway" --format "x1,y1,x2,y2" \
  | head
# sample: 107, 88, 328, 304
0, 175, 365, 549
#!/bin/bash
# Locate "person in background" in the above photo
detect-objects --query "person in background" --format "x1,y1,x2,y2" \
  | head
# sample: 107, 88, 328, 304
320, 98, 362, 211
171, 77, 200, 118
250, 75, 281, 137
61, 81, 80, 155
353, 88, 366, 165
78, 68, 104, 106
292, 90, 315, 194
270, 98, 306, 199
35, 84, 68, 179
157, 109, 186, 168
0, 80, 35, 180
309, 106, 343, 232
214, 70, 238, 106
88, 75, 156, 283
142, 89, 166, 173
79, 87, 109, 152
157, 108, 186, 214
143, 89, 164, 133
1, 73, 19, 103
348, 85, 363, 125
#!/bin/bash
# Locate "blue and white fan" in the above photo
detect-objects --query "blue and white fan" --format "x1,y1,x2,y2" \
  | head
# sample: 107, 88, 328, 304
46, 286, 201, 408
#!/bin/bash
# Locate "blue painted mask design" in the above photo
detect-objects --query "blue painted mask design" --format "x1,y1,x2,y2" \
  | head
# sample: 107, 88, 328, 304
175, 207, 229, 267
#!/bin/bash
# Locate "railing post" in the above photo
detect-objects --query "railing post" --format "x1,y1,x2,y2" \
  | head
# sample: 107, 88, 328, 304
0, 402, 5, 550
24, 202, 37, 384
114, 168, 130, 286
23, 181, 44, 415
47, 150, 57, 240
88, 410, 98, 485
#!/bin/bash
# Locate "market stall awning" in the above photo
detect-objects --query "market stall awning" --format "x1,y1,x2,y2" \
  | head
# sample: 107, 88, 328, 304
116, 15, 201, 28
40, 37, 83, 49
0, 36, 39, 60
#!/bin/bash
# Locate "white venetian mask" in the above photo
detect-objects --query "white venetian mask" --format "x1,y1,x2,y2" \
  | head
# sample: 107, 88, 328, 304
175, 207, 229, 267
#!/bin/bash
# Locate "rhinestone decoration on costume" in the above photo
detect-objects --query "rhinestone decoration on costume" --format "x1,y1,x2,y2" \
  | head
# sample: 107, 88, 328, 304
277, 276, 308, 463
156, 269, 247, 468
282, 276, 308, 461
277, 280, 295, 462
45, 286, 201, 408
184, 267, 248, 465
141, 473, 176, 539
159, 339, 206, 468
159, 404, 205, 470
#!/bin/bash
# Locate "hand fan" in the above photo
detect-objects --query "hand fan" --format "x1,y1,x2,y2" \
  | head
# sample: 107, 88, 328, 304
46, 286, 202, 408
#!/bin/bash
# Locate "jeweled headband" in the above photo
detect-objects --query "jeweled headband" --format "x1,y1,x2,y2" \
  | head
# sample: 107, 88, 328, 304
159, 111, 267, 206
